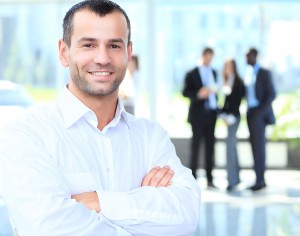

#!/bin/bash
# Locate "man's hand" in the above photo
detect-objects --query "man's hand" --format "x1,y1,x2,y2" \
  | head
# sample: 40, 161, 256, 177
72, 166, 174, 212
71, 192, 101, 213
222, 118, 229, 126
198, 87, 211, 99
141, 165, 174, 187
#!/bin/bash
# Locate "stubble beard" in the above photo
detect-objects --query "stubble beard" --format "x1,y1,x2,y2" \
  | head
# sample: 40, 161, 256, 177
71, 67, 126, 97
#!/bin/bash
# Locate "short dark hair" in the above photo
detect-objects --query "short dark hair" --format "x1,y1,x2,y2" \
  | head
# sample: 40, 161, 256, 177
63, 0, 131, 46
247, 47, 258, 57
202, 47, 214, 55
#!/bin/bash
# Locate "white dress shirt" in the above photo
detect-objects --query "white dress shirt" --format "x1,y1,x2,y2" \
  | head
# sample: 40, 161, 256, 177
199, 65, 218, 110
0, 87, 200, 236
244, 64, 260, 109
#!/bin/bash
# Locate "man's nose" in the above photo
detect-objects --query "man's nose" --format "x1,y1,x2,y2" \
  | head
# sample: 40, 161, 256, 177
93, 46, 111, 65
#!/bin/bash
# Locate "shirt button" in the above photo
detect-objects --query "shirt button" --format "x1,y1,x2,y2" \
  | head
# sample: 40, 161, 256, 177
106, 168, 110, 173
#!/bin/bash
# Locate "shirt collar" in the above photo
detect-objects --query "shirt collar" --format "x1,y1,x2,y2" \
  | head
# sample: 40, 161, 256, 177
104, 98, 130, 132
58, 86, 92, 129
58, 86, 130, 130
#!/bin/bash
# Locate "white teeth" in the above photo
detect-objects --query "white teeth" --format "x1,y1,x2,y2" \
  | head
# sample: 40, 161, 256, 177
91, 72, 110, 76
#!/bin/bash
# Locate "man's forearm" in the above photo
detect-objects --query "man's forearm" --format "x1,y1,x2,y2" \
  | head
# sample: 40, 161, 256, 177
72, 165, 174, 212
97, 181, 200, 236
71, 191, 101, 213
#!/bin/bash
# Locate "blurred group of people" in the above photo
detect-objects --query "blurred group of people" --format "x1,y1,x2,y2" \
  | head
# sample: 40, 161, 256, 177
183, 47, 276, 192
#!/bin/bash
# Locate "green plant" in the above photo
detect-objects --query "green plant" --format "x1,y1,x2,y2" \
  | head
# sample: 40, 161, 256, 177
269, 89, 300, 141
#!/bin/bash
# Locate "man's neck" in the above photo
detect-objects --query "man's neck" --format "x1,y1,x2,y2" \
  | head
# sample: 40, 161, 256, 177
90, 96, 118, 130
202, 62, 210, 67
67, 83, 118, 130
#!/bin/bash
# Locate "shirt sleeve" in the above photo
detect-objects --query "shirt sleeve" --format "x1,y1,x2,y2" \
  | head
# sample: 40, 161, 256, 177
182, 69, 200, 100
258, 69, 276, 113
97, 122, 201, 236
0, 122, 131, 236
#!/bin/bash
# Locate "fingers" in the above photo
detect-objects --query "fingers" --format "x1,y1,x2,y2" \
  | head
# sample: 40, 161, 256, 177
71, 193, 84, 201
155, 168, 174, 187
141, 166, 161, 186
71, 192, 92, 203
148, 166, 171, 187
198, 87, 211, 99
142, 165, 174, 188
71, 192, 101, 213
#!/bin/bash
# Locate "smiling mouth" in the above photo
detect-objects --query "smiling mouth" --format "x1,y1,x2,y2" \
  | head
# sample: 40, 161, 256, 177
90, 71, 112, 76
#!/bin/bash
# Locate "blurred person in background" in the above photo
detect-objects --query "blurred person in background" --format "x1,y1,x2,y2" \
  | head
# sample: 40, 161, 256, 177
119, 55, 139, 115
0, 0, 200, 235
219, 59, 245, 192
182, 47, 218, 187
244, 47, 276, 191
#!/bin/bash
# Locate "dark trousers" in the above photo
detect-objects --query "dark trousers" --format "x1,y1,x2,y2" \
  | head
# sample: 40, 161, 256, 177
247, 109, 267, 185
190, 111, 217, 181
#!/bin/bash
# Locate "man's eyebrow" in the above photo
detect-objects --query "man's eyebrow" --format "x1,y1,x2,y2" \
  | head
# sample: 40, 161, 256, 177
77, 37, 97, 43
76, 37, 125, 44
108, 38, 125, 44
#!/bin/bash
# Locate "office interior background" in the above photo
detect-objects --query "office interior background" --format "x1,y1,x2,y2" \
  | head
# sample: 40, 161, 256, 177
1, 0, 300, 140
0, 0, 300, 235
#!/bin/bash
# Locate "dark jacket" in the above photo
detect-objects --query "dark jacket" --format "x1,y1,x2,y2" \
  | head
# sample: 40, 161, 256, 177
249, 67, 276, 125
182, 67, 218, 124
221, 77, 245, 117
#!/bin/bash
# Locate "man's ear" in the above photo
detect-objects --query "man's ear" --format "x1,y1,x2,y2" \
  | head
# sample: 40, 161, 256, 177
58, 39, 69, 67
127, 41, 133, 62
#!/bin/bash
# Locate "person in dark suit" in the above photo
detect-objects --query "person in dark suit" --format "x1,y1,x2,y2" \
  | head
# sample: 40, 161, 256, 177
220, 59, 245, 191
182, 47, 218, 187
244, 48, 276, 191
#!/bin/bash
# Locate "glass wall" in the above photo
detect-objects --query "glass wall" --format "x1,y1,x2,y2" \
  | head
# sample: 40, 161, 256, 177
1, 0, 300, 139
152, 0, 300, 138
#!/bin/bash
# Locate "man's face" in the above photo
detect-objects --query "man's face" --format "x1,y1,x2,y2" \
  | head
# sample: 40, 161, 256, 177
246, 52, 256, 66
59, 10, 132, 97
202, 52, 213, 66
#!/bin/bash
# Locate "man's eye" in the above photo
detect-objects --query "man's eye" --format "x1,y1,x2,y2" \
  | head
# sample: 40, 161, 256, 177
110, 44, 120, 49
83, 44, 93, 48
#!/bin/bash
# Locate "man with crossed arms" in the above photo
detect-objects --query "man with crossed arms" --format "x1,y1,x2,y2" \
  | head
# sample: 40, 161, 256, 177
0, 0, 200, 235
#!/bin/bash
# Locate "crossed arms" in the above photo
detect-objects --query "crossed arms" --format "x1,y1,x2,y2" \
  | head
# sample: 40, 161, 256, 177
72, 165, 174, 213
0, 121, 200, 236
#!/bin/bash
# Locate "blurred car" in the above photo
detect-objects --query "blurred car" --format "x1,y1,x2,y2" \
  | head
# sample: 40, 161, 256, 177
0, 80, 34, 128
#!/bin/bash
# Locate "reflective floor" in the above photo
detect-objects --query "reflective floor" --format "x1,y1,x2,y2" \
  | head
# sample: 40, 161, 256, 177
194, 169, 300, 236
0, 170, 300, 236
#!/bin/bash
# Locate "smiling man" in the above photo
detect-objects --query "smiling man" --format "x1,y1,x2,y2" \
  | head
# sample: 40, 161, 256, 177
0, 1, 200, 236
